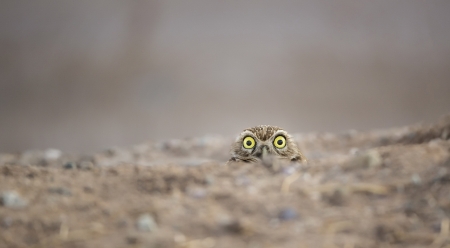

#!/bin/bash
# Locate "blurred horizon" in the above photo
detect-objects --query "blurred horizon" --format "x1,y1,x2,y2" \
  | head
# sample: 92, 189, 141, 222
1, 1, 450, 153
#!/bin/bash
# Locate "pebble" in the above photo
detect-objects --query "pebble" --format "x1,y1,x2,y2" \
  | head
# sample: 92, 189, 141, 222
63, 162, 77, 169
79, 161, 94, 170
325, 189, 345, 206
411, 174, 422, 185
48, 187, 72, 196
278, 208, 299, 221
44, 149, 62, 161
0, 191, 28, 208
220, 219, 247, 234
136, 214, 158, 232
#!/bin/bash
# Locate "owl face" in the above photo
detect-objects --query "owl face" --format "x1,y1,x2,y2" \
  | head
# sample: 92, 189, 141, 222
229, 125, 305, 164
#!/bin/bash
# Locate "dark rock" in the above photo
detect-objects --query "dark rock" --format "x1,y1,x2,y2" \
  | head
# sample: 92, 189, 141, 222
278, 208, 299, 221
63, 162, 77, 169
324, 189, 346, 206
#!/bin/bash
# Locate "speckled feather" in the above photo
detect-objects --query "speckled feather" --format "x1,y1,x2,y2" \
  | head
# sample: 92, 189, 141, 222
243, 125, 281, 141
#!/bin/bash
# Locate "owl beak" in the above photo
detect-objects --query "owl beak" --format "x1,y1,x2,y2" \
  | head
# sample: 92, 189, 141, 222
261, 145, 272, 166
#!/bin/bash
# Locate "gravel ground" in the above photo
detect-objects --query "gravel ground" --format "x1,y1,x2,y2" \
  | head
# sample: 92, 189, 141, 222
1, 115, 450, 248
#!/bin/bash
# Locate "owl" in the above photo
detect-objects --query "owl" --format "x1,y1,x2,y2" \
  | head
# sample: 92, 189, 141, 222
229, 125, 306, 165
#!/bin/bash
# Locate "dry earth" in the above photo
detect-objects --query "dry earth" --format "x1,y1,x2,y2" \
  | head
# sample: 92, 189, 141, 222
1, 115, 450, 248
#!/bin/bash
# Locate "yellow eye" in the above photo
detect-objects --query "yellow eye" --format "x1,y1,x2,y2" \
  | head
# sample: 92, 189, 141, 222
273, 135, 286, 149
242, 136, 256, 149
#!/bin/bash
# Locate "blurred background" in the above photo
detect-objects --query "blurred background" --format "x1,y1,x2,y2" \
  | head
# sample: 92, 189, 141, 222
1, 1, 449, 153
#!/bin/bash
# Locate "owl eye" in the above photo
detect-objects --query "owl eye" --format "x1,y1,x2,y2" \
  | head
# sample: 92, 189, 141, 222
242, 136, 256, 149
273, 135, 286, 149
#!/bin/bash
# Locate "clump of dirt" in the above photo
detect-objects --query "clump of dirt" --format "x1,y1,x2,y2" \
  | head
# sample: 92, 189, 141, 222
1, 115, 450, 248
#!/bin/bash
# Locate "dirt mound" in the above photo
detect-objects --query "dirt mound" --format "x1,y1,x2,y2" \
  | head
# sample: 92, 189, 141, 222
1, 115, 450, 248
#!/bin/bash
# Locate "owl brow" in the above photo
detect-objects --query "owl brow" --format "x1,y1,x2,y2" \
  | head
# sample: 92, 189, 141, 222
276, 131, 287, 136
272, 133, 288, 143
241, 131, 257, 139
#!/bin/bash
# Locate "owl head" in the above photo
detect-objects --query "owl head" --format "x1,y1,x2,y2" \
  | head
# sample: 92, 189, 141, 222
229, 125, 306, 164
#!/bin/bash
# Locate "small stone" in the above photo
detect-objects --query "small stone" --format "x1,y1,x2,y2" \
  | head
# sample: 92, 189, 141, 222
1, 191, 28, 209
136, 214, 158, 232
78, 161, 94, 170
63, 162, 77, 169
278, 208, 299, 221
220, 219, 247, 234
324, 189, 346, 206
411, 174, 422, 185
44, 149, 62, 161
48, 187, 72, 196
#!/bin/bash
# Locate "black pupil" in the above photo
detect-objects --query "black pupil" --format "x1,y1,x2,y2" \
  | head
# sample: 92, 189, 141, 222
246, 140, 252, 146
277, 139, 283, 145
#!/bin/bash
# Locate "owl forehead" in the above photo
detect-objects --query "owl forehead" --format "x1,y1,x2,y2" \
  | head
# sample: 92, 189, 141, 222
244, 125, 282, 141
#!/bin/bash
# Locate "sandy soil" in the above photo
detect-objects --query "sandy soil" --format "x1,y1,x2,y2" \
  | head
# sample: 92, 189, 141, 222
1, 115, 450, 248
